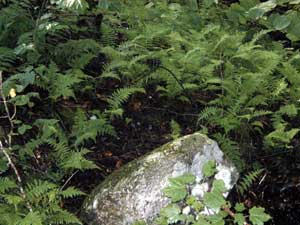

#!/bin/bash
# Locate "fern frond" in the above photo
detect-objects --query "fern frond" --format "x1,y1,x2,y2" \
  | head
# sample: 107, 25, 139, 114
0, 47, 16, 71
19, 211, 43, 225
47, 207, 82, 224
0, 177, 17, 194
25, 180, 57, 200
237, 169, 264, 195
213, 133, 244, 171
198, 106, 221, 123
72, 111, 116, 146
107, 87, 145, 110
62, 148, 98, 170
60, 187, 85, 199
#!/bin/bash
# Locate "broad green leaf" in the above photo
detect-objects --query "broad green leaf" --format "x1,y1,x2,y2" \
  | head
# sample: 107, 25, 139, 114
163, 180, 187, 202
195, 216, 210, 225
18, 124, 32, 135
249, 207, 271, 225
170, 173, 196, 185
235, 203, 246, 212
186, 196, 203, 212
234, 213, 245, 225
212, 180, 227, 193
160, 204, 183, 224
203, 160, 216, 177
203, 189, 226, 210
247, 0, 277, 20
270, 14, 291, 30
206, 214, 225, 225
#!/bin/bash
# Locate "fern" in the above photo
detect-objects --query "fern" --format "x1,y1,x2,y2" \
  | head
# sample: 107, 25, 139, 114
0, 47, 16, 70
198, 106, 221, 123
237, 169, 264, 195
60, 187, 85, 199
72, 109, 116, 146
107, 87, 145, 115
0, 178, 17, 193
62, 148, 98, 170
25, 180, 57, 201
19, 211, 43, 225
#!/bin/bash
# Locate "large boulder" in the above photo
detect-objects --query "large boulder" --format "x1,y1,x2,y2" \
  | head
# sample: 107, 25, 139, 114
81, 133, 239, 225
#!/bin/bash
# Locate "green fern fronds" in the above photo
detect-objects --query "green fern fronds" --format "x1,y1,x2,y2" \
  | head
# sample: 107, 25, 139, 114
25, 180, 57, 200
0, 47, 16, 71
60, 187, 85, 199
62, 148, 98, 170
237, 169, 264, 195
213, 133, 244, 171
107, 87, 145, 111
0, 178, 16, 193
19, 211, 43, 225
72, 110, 116, 146
47, 206, 82, 224
198, 106, 221, 123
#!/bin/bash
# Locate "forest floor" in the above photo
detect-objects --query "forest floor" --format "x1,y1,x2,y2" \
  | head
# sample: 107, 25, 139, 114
62, 87, 300, 225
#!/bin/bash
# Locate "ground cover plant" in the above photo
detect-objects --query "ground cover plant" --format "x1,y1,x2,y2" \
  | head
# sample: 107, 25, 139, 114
1, 0, 300, 224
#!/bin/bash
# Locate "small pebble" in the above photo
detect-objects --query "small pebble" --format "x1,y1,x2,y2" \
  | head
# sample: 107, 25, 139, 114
182, 206, 191, 215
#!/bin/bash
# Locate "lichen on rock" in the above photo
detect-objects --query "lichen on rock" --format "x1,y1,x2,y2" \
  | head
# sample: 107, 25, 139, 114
81, 132, 239, 225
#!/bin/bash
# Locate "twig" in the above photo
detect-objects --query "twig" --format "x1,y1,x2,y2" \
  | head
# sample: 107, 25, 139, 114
0, 71, 33, 212
60, 170, 79, 191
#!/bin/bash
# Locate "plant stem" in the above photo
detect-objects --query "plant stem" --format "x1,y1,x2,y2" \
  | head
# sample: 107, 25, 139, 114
0, 71, 33, 212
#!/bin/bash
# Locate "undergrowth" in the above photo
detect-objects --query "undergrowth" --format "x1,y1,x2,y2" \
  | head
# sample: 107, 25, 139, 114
0, 0, 300, 224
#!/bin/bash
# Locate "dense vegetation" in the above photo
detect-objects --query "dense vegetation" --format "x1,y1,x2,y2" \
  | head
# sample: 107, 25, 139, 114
1, 0, 300, 224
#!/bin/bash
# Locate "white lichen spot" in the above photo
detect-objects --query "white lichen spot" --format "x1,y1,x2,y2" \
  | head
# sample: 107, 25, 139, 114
200, 206, 219, 215
144, 152, 162, 163
191, 182, 209, 198
215, 165, 233, 190
172, 161, 189, 177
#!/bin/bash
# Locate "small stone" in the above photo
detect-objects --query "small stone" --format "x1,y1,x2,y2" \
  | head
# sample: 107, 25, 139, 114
182, 206, 191, 215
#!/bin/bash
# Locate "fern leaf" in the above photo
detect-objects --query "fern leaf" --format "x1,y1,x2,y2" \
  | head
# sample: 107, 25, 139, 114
47, 206, 82, 224
237, 169, 264, 195
62, 148, 98, 170
19, 211, 43, 225
60, 187, 85, 199
107, 87, 145, 110
26, 180, 57, 200
198, 106, 221, 123
0, 177, 17, 193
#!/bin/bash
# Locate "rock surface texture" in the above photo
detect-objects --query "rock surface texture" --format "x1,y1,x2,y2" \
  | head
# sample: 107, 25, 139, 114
81, 133, 239, 225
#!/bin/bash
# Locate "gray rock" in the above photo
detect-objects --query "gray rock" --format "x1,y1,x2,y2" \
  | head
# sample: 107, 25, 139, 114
81, 132, 239, 225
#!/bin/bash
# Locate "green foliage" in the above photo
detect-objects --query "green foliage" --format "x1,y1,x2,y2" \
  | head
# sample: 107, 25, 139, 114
136, 161, 271, 225
227, 0, 300, 41
249, 207, 272, 225
1, 0, 300, 223
163, 173, 195, 202
237, 169, 264, 195
202, 160, 217, 177
170, 120, 181, 140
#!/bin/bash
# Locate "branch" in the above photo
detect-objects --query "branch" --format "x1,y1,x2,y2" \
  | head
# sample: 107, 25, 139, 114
0, 71, 32, 212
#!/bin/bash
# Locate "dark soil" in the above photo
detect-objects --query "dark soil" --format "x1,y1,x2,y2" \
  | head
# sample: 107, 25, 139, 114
63, 89, 300, 225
